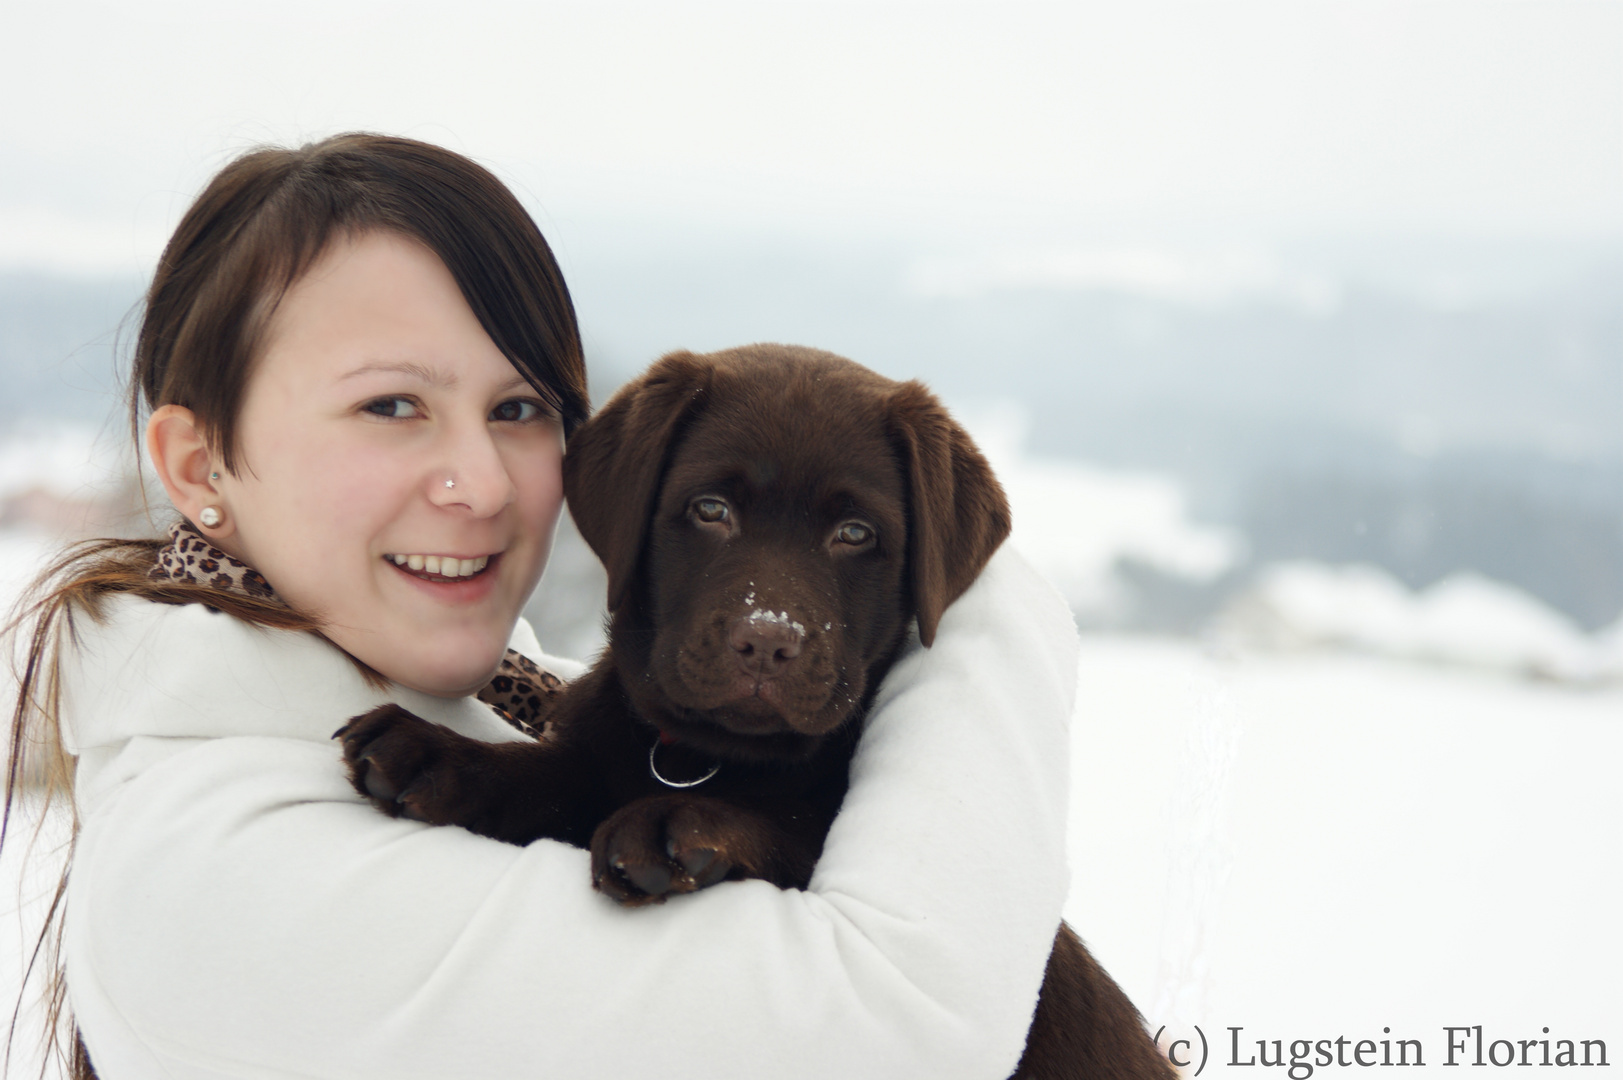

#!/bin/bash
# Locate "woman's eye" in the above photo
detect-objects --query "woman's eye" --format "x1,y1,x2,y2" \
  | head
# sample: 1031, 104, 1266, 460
693, 498, 730, 523
363, 397, 421, 419
491, 399, 544, 423
836, 522, 873, 545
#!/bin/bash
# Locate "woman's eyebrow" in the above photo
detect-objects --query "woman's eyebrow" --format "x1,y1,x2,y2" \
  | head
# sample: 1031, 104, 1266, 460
338, 360, 453, 387
336, 364, 532, 395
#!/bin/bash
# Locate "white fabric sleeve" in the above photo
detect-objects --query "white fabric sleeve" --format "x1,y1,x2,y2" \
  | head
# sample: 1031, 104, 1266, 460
67, 546, 1076, 1080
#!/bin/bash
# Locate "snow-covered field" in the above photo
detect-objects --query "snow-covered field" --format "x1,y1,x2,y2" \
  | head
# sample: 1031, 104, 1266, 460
2, 427, 1620, 1075
1068, 639, 1621, 1073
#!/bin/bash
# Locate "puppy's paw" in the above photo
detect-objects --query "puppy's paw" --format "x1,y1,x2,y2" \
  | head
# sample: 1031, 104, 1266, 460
334, 704, 490, 827
590, 796, 771, 906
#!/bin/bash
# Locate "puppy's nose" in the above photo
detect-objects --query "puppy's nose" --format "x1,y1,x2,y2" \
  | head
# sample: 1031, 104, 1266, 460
728, 612, 804, 676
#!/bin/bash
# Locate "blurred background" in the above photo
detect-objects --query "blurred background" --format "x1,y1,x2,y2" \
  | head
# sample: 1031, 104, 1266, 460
4, 0, 1621, 670
3, 0, 1620, 1070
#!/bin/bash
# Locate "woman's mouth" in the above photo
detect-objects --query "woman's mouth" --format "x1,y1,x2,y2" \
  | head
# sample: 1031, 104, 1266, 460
384, 552, 494, 582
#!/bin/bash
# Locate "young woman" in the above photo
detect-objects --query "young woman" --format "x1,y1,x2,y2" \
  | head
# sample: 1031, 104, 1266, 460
4, 134, 1079, 1079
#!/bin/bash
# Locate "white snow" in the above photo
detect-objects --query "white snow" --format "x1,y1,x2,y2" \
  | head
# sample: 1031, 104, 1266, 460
0, 424, 128, 504
1216, 561, 1623, 684
958, 404, 1243, 619
1067, 637, 1622, 1069
746, 608, 806, 637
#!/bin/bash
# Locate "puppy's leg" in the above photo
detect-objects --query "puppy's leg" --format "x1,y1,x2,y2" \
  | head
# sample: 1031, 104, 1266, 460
335, 705, 598, 847
1011, 924, 1177, 1080
590, 794, 822, 905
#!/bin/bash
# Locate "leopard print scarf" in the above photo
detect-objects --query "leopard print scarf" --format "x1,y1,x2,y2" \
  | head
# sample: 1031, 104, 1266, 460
150, 520, 278, 599
149, 521, 563, 738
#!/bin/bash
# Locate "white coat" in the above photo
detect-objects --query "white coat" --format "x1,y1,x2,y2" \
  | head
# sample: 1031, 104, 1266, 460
59, 546, 1077, 1079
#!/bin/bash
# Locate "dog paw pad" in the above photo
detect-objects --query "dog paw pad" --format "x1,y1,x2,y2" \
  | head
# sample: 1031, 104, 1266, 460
673, 845, 715, 877
358, 752, 399, 801
616, 859, 673, 898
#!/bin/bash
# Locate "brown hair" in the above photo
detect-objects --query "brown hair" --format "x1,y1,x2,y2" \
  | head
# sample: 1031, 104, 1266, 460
137, 132, 588, 463
3, 133, 590, 1079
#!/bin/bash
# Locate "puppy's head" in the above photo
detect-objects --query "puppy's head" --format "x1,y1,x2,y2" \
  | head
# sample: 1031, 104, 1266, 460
564, 345, 1010, 762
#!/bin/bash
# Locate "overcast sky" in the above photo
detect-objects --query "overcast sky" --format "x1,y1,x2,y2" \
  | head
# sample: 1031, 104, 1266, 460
2, 1, 1620, 274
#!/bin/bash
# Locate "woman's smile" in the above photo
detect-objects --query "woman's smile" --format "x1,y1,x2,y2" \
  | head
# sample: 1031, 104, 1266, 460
385, 552, 494, 579
384, 551, 505, 601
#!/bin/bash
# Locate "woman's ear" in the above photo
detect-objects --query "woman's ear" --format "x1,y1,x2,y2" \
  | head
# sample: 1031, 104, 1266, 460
147, 404, 234, 540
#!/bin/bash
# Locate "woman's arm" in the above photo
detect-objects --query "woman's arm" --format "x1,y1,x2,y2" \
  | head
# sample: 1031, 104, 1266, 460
67, 546, 1075, 1080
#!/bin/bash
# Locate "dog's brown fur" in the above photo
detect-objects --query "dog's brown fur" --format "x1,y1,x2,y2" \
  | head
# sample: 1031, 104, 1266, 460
337, 345, 1174, 1080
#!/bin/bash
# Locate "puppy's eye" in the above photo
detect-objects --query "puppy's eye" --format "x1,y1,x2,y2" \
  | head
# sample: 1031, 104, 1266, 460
692, 497, 730, 524
835, 522, 874, 545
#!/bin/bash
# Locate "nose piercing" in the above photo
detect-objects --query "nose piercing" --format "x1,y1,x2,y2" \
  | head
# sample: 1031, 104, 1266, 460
445, 478, 456, 489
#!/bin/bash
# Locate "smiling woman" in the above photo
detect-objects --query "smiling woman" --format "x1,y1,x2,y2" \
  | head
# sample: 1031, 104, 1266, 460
2, 134, 1079, 1080
3, 133, 592, 1075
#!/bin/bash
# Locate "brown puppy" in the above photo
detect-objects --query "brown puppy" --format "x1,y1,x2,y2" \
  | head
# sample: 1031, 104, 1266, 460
337, 344, 1173, 1080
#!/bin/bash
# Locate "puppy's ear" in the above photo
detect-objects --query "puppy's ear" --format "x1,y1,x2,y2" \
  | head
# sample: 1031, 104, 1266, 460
887, 382, 1012, 646
564, 351, 712, 611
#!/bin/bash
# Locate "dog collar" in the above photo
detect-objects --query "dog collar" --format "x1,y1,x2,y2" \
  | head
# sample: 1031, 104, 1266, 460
648, 736, 721, 788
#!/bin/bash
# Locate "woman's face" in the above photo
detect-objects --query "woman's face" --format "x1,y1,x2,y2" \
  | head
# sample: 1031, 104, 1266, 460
220, 230, 565, 696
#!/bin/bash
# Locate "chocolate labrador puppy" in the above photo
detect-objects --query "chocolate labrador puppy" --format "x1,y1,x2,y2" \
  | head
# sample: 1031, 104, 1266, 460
337, 345, 1173, 1079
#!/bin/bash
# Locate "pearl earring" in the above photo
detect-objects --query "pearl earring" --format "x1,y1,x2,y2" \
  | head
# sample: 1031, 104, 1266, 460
199, 506, 224, 529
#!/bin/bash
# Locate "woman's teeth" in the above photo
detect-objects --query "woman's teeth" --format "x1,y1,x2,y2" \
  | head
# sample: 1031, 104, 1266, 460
387, 553, 490, 578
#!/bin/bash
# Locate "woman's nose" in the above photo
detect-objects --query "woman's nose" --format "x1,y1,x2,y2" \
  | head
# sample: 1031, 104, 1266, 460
428, 426, 515, 516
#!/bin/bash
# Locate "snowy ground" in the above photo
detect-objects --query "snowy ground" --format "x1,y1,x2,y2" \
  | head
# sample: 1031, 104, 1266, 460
1068, 638, 1622, 1073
